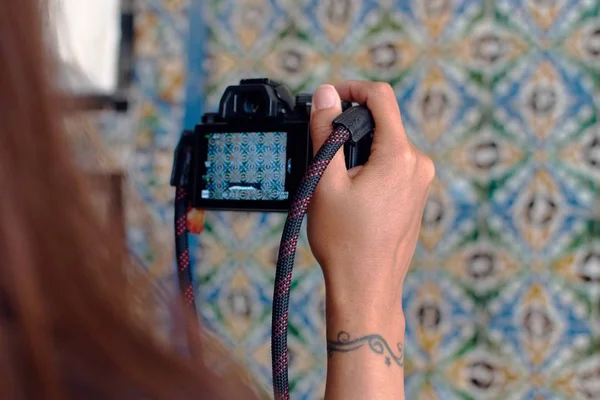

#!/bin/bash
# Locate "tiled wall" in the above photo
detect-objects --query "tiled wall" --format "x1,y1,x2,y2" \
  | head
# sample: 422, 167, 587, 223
100, 1, 600, 399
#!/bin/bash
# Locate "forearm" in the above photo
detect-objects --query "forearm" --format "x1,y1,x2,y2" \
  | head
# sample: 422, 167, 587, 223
324, 293, 405, 400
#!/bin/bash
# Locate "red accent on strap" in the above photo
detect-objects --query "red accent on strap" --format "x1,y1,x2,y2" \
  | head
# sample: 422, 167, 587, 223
275, 271, 293, 298
183, 284, 195, 305
176, 187, 187, 201
178, 249, 190, 271
273, 312, 289, 337
273, 350, 289, 376
176, 215, 187, 236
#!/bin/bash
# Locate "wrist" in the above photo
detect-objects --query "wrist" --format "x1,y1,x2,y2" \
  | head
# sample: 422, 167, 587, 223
325, 294, 405, 338
325, 295, 406, 398
323, 273, 405, 328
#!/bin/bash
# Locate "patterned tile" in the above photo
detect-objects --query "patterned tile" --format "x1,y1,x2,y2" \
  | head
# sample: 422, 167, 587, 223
89, 0, 600, 398
189, 1, 600, 398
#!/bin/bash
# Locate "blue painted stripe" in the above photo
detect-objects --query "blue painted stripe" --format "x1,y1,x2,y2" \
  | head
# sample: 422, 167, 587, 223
184, 1, 207, 130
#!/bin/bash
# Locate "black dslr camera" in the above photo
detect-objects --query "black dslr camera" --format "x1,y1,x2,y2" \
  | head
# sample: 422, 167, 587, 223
171, 79, 373, 212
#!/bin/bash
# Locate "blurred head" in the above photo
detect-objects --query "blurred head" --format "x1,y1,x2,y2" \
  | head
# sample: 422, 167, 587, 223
0, 1, 256, 398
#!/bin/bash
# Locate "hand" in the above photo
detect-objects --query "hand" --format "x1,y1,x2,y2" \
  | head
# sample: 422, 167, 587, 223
307, 81, 435, 325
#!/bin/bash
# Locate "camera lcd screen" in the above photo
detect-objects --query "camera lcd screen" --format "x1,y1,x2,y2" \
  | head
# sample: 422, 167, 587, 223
201, 132, 289, 201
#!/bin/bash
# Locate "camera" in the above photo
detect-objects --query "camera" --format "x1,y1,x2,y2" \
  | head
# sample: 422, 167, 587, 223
171, 78, 373, 212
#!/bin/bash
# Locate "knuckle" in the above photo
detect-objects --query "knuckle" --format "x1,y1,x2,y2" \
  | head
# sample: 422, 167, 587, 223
399, 147, 417, 166
312, 123, 331, 137
310, 117, 332, 136
372, 81, 395, 97
421, 156, 436, 184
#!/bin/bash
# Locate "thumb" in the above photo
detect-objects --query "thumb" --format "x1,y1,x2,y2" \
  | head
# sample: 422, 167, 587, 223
310, 85, 349, 187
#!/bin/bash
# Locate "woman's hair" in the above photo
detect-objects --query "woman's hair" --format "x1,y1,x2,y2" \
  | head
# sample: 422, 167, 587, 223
0, 1, 256, 398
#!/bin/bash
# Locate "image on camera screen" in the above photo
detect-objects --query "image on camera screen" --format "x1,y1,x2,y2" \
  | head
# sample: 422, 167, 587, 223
202, 132, 289, 201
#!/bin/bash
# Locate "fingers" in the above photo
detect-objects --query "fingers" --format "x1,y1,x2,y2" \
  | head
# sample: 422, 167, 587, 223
347, 165, 363, 179
310, 85, 351, 187
334, 81, 408, 153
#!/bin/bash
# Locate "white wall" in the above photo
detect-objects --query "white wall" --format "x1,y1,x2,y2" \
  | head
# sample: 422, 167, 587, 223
54, 0, 122, 95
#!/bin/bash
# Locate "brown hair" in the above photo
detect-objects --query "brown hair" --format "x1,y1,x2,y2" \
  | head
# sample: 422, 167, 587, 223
0, 1, 258, 398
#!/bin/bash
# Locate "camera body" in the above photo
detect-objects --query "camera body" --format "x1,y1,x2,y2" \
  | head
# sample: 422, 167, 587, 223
172, 79, 373, 212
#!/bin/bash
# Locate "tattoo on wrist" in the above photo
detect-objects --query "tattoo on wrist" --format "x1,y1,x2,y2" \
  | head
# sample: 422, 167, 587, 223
327, 331, 403, 368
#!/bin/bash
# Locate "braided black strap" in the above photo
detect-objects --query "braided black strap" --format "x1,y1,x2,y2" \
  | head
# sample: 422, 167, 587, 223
271, 126, 351, 400
174, 187, 197, 312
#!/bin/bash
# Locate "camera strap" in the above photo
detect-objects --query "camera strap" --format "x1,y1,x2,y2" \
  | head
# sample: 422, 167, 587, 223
271, 105, 374, 399
171, 131, 197, 317
172, 106, 375, 399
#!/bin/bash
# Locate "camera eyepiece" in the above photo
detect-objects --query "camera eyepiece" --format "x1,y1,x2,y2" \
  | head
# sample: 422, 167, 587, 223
242, 97, 261, 114
219, 79, 295, 120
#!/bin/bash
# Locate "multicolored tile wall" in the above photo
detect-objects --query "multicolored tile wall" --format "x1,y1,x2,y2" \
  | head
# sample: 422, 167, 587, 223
100, 0, 600, 399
